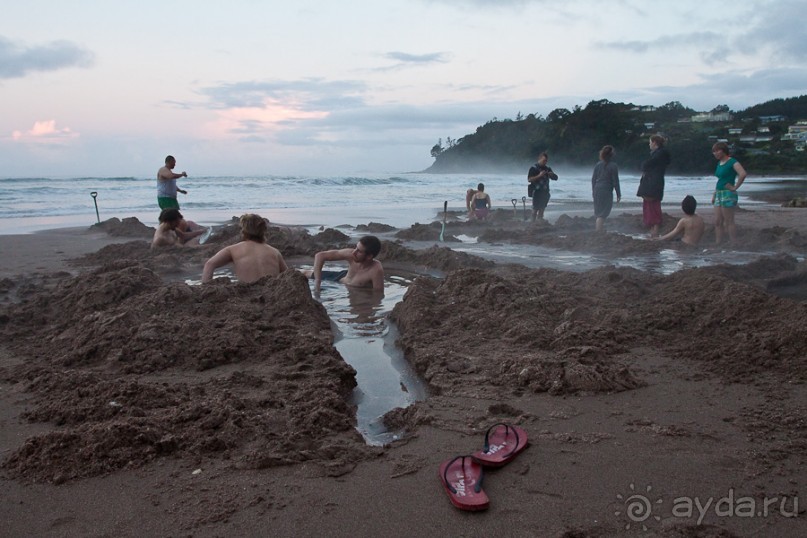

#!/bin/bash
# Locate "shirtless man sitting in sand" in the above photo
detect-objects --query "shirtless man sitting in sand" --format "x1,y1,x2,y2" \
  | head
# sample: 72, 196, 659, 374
304, 235, 384, 291
655, 195, 705, 246
151, 208, 207, 248
201, 213, 288, 283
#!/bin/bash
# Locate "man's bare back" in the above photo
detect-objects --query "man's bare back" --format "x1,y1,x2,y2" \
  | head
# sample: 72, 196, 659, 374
679, 214, 705, 245
151, 227, 179, 248
202, 240, 287, 283
658, 214, 705, 246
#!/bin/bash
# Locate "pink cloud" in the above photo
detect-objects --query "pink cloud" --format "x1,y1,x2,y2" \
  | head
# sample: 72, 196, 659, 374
11, 120, 79, 143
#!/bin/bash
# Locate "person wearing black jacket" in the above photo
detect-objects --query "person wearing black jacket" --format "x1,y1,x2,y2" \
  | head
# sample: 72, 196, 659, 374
527, 152, 558, 221
636, 134, 671, 237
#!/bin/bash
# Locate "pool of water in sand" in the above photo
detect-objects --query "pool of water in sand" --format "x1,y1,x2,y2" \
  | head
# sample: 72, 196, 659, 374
190, 268, 428, 446
193, 238, 804, 446
306, 273, 428, 446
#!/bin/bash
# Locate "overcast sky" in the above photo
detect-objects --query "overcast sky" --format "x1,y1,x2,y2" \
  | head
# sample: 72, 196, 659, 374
1, 0, 805, 177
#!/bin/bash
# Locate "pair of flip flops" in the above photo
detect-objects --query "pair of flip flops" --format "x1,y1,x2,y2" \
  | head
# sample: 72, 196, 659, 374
438, 423, 528, 511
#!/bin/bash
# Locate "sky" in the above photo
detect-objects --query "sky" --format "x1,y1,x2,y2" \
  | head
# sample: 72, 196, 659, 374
1, 0, 806, 177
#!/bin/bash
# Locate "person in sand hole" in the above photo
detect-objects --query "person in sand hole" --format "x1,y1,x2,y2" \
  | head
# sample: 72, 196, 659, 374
302, 235, 385, 292
201, 213, 288, 283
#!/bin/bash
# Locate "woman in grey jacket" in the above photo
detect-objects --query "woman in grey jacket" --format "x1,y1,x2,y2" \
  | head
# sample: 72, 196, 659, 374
592, 145, 621, 232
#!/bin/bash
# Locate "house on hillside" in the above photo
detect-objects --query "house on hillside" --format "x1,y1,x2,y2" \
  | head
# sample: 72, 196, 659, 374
776, 121, 807, 151
692, 112, 733, 122
782, 121, 807, 140
759, 115, 786, 124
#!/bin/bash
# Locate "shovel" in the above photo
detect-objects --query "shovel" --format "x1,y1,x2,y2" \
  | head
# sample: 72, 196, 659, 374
522, 196, 528, 220
511, 198, 518, 219
439, 200, 447, 241
90, 191, 100, 223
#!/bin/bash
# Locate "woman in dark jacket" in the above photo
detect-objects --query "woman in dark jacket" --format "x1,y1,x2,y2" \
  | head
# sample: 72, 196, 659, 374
636, 134, 671, 237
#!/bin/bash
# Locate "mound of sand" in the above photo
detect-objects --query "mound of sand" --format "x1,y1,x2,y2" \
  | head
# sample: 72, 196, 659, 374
0, 264, 373, 483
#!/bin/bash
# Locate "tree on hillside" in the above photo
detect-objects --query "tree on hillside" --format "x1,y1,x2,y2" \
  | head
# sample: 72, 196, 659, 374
737, 95, 807, 119
655, 101, 695, 121
547, 108, 572, 123
430, 139, 444, 158
425, 96, 806, 174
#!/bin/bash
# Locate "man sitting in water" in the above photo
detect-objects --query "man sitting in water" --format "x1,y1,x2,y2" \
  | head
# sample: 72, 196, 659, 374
151, 208, 208, 248
304, 235, 384, 291
655, 195, 705, 246
201, 214, 288, 283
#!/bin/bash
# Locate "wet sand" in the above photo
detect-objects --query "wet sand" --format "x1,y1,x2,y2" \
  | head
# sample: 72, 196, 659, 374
1, 204, 806, 537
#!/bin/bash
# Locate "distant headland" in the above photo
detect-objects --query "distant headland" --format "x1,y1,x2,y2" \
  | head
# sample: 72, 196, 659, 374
426, 95, 807, 175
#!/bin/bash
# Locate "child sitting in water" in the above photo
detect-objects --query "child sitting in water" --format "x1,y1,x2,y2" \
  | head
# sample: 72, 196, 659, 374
465, 187, 477, 219
655, 195, 705, 246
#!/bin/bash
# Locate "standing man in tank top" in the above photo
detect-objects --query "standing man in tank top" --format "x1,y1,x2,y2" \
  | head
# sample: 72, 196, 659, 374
157, 155, 188, 210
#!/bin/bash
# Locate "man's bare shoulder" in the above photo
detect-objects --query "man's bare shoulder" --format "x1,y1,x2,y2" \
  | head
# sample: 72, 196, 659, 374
368, 259, 384, 277
319, 247, 354, 260
684, 214, 705, 226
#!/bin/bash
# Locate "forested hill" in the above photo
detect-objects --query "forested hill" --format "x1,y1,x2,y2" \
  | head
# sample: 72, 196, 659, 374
425, 95, 807, 175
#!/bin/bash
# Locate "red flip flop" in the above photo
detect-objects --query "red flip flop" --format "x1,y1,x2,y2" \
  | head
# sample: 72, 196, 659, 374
438, 455, 489, 511
471, 423, 528, 467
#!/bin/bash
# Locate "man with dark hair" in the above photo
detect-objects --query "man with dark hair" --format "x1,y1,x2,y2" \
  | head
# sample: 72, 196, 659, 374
157, 155, 188, 210
151, 208, 207, 248
306, 235, 384, 290
527, 152, 558, 221
201, 213, 288, 283
656, 195, 705, 246
152, 208, 185, 248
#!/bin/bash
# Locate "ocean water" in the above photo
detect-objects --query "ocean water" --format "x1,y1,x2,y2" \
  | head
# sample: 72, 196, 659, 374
0, 171, 798, 235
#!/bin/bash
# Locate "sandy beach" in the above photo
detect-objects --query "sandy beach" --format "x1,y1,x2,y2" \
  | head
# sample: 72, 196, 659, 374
1, 202, 806, 537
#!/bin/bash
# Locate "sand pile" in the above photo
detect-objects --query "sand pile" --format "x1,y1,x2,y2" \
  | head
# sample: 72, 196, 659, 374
0, 263, 373, 484
0, 220, 508, 486
390, 260, 807, 401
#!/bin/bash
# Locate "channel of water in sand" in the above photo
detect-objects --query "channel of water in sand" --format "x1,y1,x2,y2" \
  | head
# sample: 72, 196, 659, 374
306, 242, 769, 446
309, 275, 428, 446
194, 237, 804, 447
189, 267, 429, 446
418, 236, 802, 275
